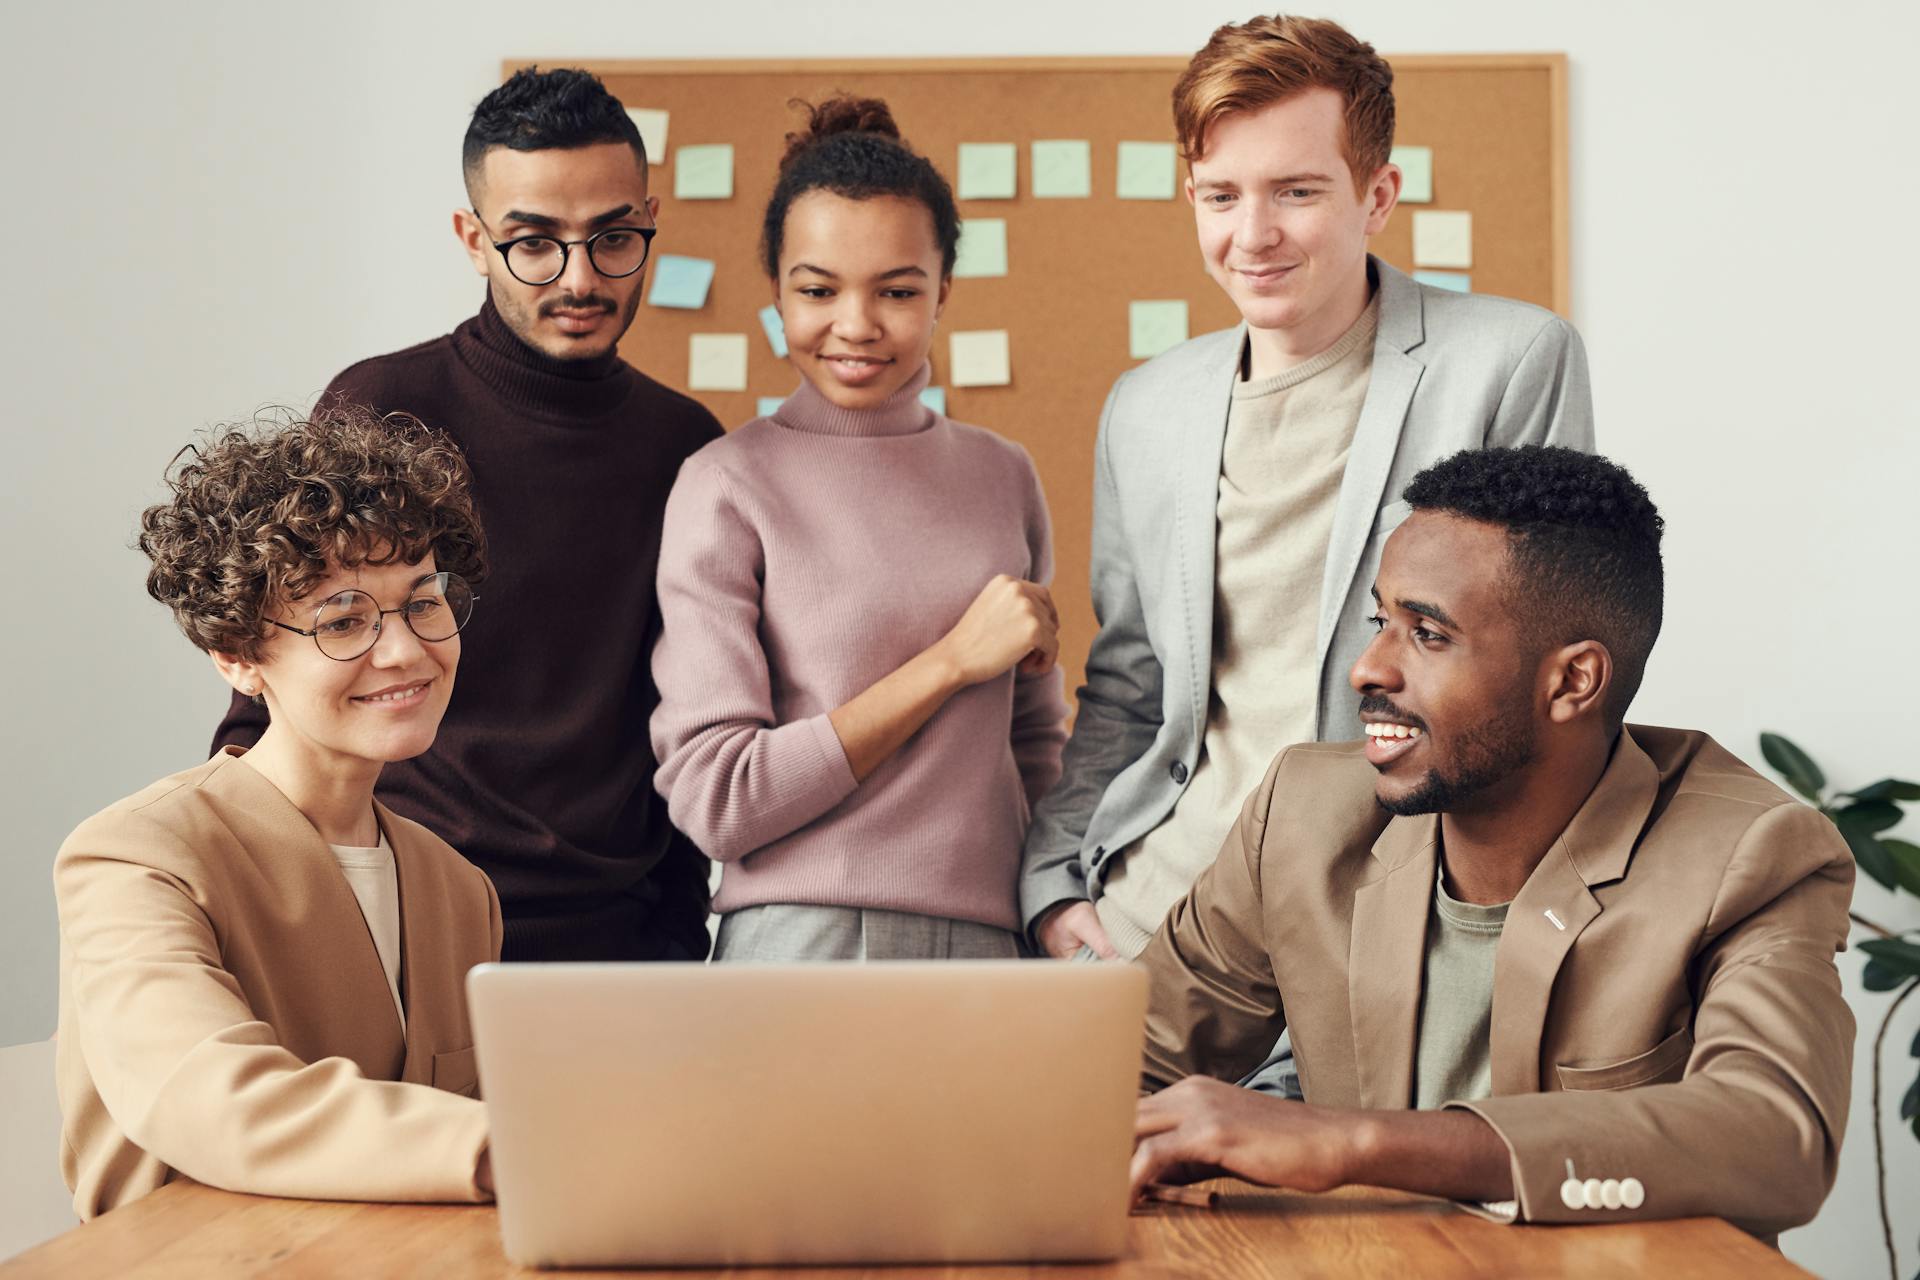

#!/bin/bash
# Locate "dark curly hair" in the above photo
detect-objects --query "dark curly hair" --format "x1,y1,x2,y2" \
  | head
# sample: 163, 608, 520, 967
760, 96, 960, 278
463, 66, 645, 196
138, 402, 489, 662
1402, 445, 1664, 728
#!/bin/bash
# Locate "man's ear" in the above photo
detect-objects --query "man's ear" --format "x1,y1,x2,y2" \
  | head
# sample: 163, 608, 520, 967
1362, 162, 1401, 237
210, 649, 267, 701
452, 208, 491, 279
1544, 640, 1612, 726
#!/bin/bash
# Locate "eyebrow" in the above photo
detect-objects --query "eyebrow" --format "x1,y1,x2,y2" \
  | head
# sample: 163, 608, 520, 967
1192, 172, 1335, 191
1398, 597, 1461, 630
786, 263, 929, 281
498, 204, 641, 231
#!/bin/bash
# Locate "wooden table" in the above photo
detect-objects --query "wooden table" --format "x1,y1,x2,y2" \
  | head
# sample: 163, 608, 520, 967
1, 1179, 1809, 1278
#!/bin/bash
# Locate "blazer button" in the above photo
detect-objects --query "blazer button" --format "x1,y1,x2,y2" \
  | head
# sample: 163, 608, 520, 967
1581, 1178, 1605, 1210
1560, 1179, 1584, 1211
1620, 1178, 1645, 1210
1169, 761, 1188, 784
1600, 1179, 1623, 1210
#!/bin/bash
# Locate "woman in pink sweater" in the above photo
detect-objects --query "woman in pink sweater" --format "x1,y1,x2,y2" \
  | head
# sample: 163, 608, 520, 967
650, 97, 1068, 961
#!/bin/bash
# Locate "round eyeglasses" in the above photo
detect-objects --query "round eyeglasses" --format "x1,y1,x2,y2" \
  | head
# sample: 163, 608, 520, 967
484, 221, 656, 287
268, 572, 477, 662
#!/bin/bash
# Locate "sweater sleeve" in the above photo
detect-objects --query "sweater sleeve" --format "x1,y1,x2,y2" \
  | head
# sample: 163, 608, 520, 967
1011, 453, 1067, 808
650, 459, 859, 863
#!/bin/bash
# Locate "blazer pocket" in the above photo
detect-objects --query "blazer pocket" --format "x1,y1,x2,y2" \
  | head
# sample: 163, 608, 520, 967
1555, 1026, 1693, 1092
432, 1045, 481, 1098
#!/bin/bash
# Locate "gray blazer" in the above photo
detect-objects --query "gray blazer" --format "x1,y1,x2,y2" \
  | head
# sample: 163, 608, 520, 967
1019, 259, 1595, 931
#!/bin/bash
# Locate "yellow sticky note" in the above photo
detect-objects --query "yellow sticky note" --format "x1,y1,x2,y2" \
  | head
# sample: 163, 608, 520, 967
953, 219, 1009, 278
1392, 146, 1433, 203
688, 334, 748, 391
624, 108, 669, 165
1412, 210, 1472, 269
1116, 142, 1178, 200
674, 145, 734, 199
949, 331, 1011, 387
1032, 140, 1092, 198
958, 143, 1018, 199
1129, 300, 1189, 360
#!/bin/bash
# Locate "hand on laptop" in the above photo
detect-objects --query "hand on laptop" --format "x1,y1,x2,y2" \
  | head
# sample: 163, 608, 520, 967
1130, 1077, 1354, 1200
1035, 900, 1120, 960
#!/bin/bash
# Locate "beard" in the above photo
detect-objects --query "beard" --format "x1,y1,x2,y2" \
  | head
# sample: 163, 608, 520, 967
1373, 693, 1538, 817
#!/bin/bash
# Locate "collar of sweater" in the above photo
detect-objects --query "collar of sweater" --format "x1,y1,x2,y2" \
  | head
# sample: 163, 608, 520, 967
450, 291, 636, 420
771, 361, 936, 438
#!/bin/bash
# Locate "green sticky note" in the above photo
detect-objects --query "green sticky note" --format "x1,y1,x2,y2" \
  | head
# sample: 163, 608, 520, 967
1412, 270, 1471, 293
758, 304, 787, 358
647, 255, 715, 310
1116, 141, 1177, 200
624, 108, 669, 164
674, 145, 734, 199
1129, 300, 1189, 360
1031, 140, 1091, 198
920, 386, 947, 415
953, 218, 1008, 278
957, 143, 1017, 199
1392, 145, 1433, 203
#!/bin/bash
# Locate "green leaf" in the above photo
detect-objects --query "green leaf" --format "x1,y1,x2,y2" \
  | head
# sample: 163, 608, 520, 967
1834, 800, 1905, 834
1839, 822, 1900, 891
1903, 1073, 1920, 1122
1859, 938, 1920, 978
1845, 779, 1920, 802
1760, 732, 1826, 803
1864, 959, 1908, 991
1886, 840, 1920, 898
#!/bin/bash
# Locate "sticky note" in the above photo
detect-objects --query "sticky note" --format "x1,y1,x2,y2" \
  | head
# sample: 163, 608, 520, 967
624, 108, 669, 165
919, 386, 948, 415
1129, 300, 1189, 360
673, 144, 734, 200
1412, 210, 1473, 269
953, 218, 1008, 278
758, 304, 788, 357
688, 334, 748, 391
756, 396, 786, 418
958, 143, 1017, 199
1031, 140, 1092, 198
1413, 270, 1472, 293
1392, 146, 1433, 203
1116, 142, 1178, 200
647, 255, 715, 310
949, 331, 1011, 387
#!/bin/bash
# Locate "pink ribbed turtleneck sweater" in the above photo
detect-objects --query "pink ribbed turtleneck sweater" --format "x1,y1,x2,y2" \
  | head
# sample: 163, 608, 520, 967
650, 364, 1067, 930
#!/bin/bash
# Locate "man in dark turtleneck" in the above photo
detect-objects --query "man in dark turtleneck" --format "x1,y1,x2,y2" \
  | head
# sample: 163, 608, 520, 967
215, 67, 722, 961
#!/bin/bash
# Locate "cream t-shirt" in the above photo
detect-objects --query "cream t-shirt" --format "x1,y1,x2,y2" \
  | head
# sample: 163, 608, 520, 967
327, 834, 405, 1033
1098, 298, 1380, 957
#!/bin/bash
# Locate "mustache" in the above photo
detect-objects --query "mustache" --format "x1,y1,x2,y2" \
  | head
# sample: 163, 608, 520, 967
1357, 694, 1426, 732
539, 294, 617, 317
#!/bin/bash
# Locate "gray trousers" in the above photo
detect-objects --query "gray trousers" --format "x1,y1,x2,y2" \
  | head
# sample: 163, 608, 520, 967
717, 903, 1025, 962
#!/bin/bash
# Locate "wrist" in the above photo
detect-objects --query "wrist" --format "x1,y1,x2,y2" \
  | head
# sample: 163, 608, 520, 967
1343, 1110, 1390, 1186
921, 637, 969, 696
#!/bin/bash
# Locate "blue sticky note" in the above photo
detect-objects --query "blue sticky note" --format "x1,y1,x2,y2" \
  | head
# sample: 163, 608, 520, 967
758, 304, 787, 358
1031, 140, 1092, 198
1392, 145, 1434, 203
919, 386, 947, 415
1117, 142, 1178, 200
957, 143, 1018, 199
953, 219, 1008, 278
673, 144, 734, 199
647, 255, 715, 310
1412, 270, 1472, 293
756, 397, 786, 418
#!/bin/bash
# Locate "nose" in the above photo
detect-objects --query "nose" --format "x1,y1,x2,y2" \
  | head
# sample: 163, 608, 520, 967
1349, 623, 1401, 696
829, 293, 882, 343
1231, 199, 1283, 255
558, 239, 602, 294
368, 612, 428, 667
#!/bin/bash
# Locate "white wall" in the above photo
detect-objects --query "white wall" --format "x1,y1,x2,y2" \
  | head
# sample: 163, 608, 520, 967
3, 1, 1914, 1273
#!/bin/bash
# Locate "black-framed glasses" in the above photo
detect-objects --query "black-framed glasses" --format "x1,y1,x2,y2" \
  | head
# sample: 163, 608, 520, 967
476, 212, 656, 286
268, 572, 477, 662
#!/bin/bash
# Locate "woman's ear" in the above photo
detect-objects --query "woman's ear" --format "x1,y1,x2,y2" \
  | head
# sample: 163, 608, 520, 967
210, 649, 266, 701
934, 273, 952, 319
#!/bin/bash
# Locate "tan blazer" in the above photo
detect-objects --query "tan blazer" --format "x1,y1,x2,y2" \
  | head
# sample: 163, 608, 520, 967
54, 748, 501, 1220
1138, 726, 1854, 1237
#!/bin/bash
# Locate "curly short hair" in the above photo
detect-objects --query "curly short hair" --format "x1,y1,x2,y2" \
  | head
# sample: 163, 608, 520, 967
138, 402, 488, 662
1403, 446, 1664, 728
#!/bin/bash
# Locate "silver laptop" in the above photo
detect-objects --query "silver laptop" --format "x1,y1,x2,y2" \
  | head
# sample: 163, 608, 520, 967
468, 961, 1148, 1269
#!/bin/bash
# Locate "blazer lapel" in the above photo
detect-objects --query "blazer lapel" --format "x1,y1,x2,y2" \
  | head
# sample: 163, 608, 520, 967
1316, 260, 1426, 666
1349, 812, 1437, 1109
1170, 328, 1242, 743
1489, 731, 1660, 1094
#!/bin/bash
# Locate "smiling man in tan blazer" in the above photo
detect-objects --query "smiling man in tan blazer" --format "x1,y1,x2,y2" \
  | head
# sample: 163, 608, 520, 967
1130, 446, 1853, 1238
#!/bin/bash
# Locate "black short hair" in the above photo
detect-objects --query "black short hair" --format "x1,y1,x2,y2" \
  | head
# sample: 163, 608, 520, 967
1402, 445, 1664, 728
761, 97, 960, 278
463, 67, 645, 194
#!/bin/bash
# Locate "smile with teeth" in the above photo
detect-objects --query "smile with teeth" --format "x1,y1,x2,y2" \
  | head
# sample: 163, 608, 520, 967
353, 680, 430, 706
1364, 722, 1423, 740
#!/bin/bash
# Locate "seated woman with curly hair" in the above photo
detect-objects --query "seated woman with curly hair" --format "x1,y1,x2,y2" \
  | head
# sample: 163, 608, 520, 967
55, 403, 497, 1219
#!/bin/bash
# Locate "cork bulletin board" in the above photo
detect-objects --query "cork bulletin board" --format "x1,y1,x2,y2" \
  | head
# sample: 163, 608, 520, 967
513, 55, 1569, 711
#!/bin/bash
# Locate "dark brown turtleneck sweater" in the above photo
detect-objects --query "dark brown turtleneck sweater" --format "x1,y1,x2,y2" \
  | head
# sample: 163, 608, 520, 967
215, 292, 723, 961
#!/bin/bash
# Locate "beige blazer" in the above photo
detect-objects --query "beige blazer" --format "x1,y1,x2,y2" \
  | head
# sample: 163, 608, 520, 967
54, 748, 501, 1220
1138, 726, 1854, 1237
